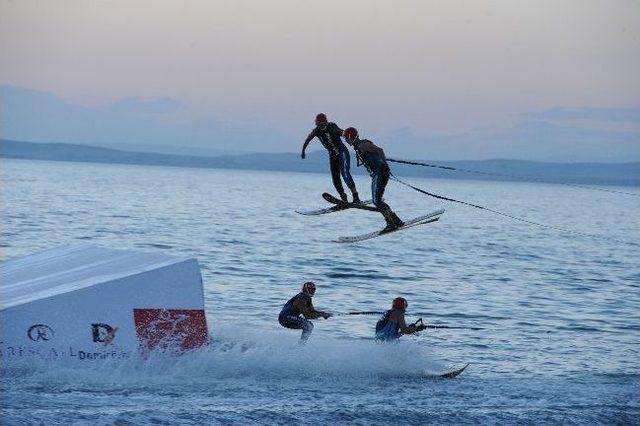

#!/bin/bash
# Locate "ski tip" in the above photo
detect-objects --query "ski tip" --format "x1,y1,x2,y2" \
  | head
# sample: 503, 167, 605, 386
322, 192, 339, 204
438, 363, 470, 379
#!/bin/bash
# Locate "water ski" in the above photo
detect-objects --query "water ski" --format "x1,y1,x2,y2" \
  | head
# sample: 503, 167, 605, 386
322, 193, 381, 212
334, 208, 445, 243
428, 363, 469, 379
296, 197, 375, 216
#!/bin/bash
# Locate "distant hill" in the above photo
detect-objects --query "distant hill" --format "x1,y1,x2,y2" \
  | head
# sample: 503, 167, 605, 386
1, 139, 638, 186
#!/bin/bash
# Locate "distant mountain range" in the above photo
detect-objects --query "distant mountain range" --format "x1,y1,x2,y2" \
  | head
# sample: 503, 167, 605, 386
1, 139, 638, 186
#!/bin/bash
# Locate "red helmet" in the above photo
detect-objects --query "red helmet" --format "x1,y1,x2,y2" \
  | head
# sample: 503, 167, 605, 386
392, 297, 408, 309
302, 281, 316, 295
343, 127, 358, 142
315, 113, 328, 125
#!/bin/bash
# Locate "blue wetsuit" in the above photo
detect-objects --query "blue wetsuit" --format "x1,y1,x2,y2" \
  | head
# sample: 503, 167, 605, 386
303, 123, 357, 196
279, 292, 314, 342
375, 309, 402, 341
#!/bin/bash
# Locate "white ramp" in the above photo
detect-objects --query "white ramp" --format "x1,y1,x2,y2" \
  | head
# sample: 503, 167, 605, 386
0, 244, 209, 362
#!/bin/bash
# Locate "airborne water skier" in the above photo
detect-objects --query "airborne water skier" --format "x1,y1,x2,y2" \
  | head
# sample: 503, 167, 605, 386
301, 113, 360, 203
343, 127, 404, 231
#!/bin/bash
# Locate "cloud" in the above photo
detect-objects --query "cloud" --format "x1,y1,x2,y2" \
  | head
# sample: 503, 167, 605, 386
382, 118, 639, 162
1, 85, 638, 162
491, 120, 639, 162
106, 97, 183, 115
0, 85, 285, 154
524, 107, 640, 123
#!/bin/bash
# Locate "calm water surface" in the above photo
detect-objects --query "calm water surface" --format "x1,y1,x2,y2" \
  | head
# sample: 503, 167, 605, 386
1, 159, 639, 425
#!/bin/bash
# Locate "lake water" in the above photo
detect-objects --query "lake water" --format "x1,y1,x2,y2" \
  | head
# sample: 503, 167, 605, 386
1, 158, 639, 425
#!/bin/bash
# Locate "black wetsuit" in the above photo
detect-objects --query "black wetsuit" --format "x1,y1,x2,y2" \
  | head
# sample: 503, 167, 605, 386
353, 139, 391, 212
303, 123, 356, 196
279, 292, 314, 342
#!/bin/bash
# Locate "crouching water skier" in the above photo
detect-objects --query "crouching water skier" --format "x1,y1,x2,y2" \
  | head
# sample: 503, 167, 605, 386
343, 127, 403, 231
279, 281, 332, 344
301, 113, 360, 203
375, 297, 427, 342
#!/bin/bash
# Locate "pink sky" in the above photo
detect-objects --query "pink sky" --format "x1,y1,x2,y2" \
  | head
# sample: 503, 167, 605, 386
1, 0, 639, 159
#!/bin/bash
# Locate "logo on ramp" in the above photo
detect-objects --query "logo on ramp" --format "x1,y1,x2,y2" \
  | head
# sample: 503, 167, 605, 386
28, 324, 54, 342
91, 323, 119, 345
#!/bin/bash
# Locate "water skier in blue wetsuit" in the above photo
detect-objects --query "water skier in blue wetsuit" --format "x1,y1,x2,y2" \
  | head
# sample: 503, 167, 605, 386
279, 282, 332, 344
301, 113, 361, 203
343, 127, 404, 231
375, 297, 427, 342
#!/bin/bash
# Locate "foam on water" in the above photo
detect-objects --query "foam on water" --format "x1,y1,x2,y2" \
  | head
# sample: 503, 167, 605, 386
2, 325, 451, 385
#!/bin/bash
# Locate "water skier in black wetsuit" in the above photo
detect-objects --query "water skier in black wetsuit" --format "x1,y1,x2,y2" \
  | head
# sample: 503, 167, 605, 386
375, 297, 427, 342
278, 281, 332, 344
343, 127, 404, 231
301, 113, 360, 203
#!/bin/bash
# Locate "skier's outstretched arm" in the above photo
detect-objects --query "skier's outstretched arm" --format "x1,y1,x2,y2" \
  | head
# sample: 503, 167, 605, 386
301, 129, 317, 159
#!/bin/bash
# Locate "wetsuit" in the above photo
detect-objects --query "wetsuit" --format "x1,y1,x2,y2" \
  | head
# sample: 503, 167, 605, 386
375, 309, 402, 341
353, 139, 401, 227
303, 123, 356, 198
279, 292, 315, 342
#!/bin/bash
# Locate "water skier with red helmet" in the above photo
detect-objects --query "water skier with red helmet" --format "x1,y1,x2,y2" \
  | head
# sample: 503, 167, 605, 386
279, 281, 332, 344
343, 127, 404, 231
375, 297, 428, 342
301, 113, 361, 203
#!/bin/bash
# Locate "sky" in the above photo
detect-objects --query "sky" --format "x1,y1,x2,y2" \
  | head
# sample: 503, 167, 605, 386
1, 0, 639, 161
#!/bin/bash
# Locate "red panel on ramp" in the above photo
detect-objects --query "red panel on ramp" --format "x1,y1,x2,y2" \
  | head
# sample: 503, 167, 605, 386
133, 308, 208, 353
